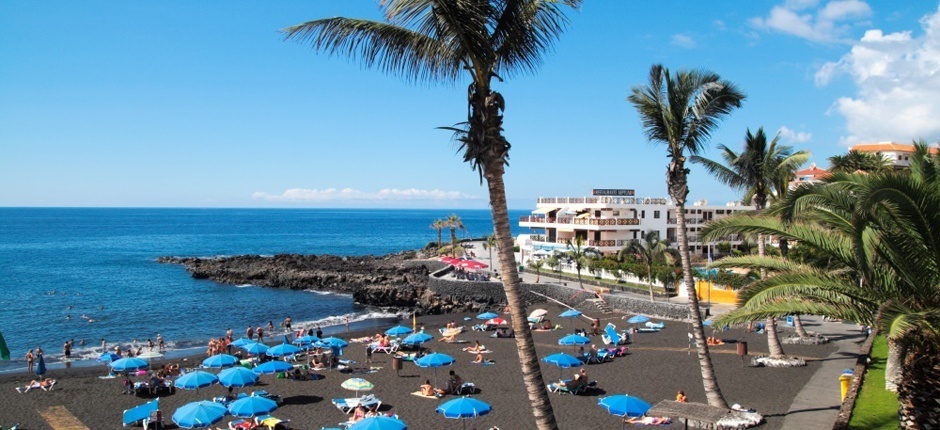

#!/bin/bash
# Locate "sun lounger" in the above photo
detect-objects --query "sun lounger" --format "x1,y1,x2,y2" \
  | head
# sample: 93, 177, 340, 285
251, 390, 283, 405
411, 391, 440, 399
370, 343, 398, 354
123, 398, 159, 427
602, 323, 630, 346
471, 324, 493, 331
547, 382, 587, 395
331, 394, 381, 414
646, 321, 665, 329
256, 415, 290, 430
16, 379, 56, 393
228, 419, 259, 430
454, 382, 476, 395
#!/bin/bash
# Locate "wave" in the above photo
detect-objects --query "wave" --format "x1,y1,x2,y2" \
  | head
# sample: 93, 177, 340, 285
305, 289, 352, 297
235, 284, 257, 288
291, 310, 401, 332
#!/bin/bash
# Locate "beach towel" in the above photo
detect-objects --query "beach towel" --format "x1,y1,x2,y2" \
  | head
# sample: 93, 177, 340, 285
411, 391, 439, 399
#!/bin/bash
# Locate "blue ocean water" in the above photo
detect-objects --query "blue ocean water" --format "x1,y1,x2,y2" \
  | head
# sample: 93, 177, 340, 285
0, 208, 527, 370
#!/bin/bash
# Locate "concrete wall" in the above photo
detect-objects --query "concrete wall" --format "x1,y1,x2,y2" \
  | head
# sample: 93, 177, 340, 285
427, 265, 700, 321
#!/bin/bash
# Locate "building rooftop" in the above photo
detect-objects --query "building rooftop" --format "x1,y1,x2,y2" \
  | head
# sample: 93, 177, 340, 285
850, 142, 939, 154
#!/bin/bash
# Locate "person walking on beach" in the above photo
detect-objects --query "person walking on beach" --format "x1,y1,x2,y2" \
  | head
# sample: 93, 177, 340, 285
26, 350, 34, 373
316, 325, 323, 339
148, 338, 154, 351
63, 341, 71, 361
256, 325, 264, 343
246, 326, 254, 340
284, 316, 292, 333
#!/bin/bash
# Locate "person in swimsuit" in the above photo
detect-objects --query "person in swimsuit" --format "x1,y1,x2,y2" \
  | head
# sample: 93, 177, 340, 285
284, 316, 292, 332
256, 326, 264, 343
246, 326, 254, 340
63, 342, 71, 360
26, 350, 34, 373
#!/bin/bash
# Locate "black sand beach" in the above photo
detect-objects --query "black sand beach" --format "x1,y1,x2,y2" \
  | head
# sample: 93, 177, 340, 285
0, 302, 839, 429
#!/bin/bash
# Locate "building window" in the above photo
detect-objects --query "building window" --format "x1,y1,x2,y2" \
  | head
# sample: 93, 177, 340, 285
654, 210, 660, 219
641, 210, 646, 219
716, 210, 725, 214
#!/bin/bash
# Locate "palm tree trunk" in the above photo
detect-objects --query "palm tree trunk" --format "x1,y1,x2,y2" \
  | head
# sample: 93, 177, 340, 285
757, 231, 786, 357
885, 337, 904, 392
485, 163, 558, 429
676, 205, 729, 408
793, 315, 810, 338
647, 265, 655, 302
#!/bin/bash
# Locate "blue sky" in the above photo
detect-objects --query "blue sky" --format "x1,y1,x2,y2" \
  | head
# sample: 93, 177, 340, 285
2, 1, 939, 209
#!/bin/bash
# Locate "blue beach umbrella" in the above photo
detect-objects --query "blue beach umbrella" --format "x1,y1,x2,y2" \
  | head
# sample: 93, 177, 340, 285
293, 335, 319, 346
415, 353, 455, 387
348, 416, 408, 430
558, 334, 591, 352
230, 338, 253, 348
559, 309, 582, 318
476, 312, 499, 320
240, 342, 269, 356
317, 337, 348, 348
385, 325, 413, 337
598, 394, 652, 429
542, 353, 583, 380
218, 366, 259, 388
202, 354, 239, 369
253, 360, 293, 375
402, 332, 434, 346
174, 371, 219, 391
36, 354, 46, 377
626, 315, 650, 325
228, 395, 278, 418
172, 400, 227, 429
110, 357, 148, 372
97, 352, 120, 363
436, 397, 492, 430
266, 343, 302, 358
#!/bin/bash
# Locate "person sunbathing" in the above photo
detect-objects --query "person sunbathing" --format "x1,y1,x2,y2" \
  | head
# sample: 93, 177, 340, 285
439, 332, 457, 342
472, 353, 495, 365
463, 341, 486, 353
419, 379, 444, 397
351, 404, 367, 422
625, 416, 671, 425
706, 336, 724, 346
558, 374, 584, 389
16, 378, 55, 393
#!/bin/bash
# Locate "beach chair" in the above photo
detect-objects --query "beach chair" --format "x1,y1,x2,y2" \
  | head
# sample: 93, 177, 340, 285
331, 394, 381, 414
547, 382, 587, 395
252, 390, 283, 405
123, 398, 159, 427
370, 343, 398, 354
454, 382, 476, 395
646, 321, 665, 330
601, 323, 629, 346
255, 415, 290, 430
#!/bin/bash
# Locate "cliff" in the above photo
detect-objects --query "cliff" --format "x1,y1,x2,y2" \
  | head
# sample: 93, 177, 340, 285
158, 252, 434, 309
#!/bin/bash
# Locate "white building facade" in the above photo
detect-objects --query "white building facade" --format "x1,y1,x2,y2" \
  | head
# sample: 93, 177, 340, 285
517, 188, 754, 257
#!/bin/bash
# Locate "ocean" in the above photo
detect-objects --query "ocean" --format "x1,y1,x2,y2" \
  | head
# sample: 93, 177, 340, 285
0, 208, 528, 371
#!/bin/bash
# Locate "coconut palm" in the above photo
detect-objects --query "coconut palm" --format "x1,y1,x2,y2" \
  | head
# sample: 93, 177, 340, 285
430, 219, 446, 252
282, 2, 581, 427
619, 230, 674, 302
546, 255, 560, 273
482, 234, 498, 269
691, 127, 809, 359
530, 259, 544, 283
566, 236, 588, 290
827, 150, 891, 174
627, 64, 745, 408
446, 214, 465, 257
702, 144, 940, 415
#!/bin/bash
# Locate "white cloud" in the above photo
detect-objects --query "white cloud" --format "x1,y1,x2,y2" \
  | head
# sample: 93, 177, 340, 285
750, 0, 871, 43
671, 34, 697, 48
816, 5, 940, 145
713, 20, 727, 31
252, 187, 475, 202
778, 126, 813, 143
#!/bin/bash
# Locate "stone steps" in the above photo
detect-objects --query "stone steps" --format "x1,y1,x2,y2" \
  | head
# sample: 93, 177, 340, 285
587, 298, 612, 313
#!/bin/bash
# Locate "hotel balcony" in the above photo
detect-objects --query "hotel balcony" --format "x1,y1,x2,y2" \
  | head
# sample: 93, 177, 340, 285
519, 216, 641, 228
536, 196, 670, 206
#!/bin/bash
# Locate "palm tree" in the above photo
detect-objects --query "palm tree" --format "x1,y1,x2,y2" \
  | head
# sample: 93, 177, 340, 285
691, 127, 809, 359
482, 234, 498, 269
620, 230, 674, 302
530, 259, 544, 283
566, 236, 588, 290
546, 255, 560, 273
430, 219, 446, 252
446, 214, 465, 257
627, 64, 745, 408
827, 150, 891, 174
282, 3, 581, 427
702, 144, 940, 420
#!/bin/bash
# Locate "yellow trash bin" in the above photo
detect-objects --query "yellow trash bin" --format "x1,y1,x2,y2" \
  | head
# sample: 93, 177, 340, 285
839, 372, 853, 401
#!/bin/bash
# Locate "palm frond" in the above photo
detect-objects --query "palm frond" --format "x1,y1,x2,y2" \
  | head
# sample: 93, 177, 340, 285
282, 17, 460, 84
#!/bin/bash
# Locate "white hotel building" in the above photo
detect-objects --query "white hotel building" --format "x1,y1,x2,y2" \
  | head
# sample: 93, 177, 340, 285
517, 188, 754, 257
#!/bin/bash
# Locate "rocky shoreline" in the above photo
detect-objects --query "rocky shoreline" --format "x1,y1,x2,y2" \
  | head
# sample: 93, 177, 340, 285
158, 250, 446, 312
